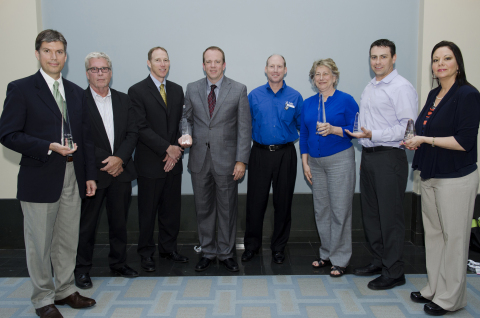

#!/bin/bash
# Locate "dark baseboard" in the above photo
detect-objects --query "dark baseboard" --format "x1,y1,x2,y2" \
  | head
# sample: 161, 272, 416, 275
1, 193, 479, 249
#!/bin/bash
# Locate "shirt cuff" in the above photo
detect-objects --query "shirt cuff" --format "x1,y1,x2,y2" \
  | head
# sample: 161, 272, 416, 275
370, 130, 381, 142
48, 150, 52, 155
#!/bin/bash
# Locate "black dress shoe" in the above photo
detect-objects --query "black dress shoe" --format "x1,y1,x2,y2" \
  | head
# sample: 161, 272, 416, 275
353, 263, 382, 276
160, 251, 189, 263
367, 274, 405, 290
272, 251, 285, 264
410, 291, 430, 303
424, 302, 447, 316
140, 256, 156, 272
111, 264, 139, 278
75, 272, 92, 289
221, 258, 239, 272
241, 249, 258, 262
195, 257, 213, 272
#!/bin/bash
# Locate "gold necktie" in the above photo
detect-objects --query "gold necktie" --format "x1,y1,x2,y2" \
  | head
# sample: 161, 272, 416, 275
160, 84, 167, 107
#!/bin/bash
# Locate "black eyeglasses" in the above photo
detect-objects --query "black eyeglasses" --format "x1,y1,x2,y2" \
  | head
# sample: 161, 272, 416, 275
87, 67, 111, 73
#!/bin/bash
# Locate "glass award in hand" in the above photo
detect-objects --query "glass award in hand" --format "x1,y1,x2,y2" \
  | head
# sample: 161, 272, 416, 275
61, 99, 75, 150
403, 119, 416, 142
180, 105, 192, 146
352, 112, 360, 133
316, 94, 326, 135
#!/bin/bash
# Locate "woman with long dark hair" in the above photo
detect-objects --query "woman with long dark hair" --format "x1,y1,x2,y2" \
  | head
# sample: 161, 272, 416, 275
403, 41, 480, 316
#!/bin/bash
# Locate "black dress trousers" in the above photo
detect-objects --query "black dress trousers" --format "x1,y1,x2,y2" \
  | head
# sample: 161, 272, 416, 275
244, 144, 297, 252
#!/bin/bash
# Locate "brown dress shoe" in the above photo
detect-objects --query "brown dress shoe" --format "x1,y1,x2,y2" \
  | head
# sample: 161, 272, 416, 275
54, 291, 96, 309
35, 304, 63, 318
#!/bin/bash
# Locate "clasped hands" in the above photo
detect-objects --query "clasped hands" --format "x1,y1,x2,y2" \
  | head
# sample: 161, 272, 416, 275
164, 145, 184, 172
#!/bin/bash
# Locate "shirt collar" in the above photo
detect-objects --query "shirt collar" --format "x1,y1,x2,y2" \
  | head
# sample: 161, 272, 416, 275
40, 67, 63, 89
265, 80, 286, 92
90, 86, 111, 99
150, 74, 166, 89
207, 75, 223, 90
371, 69, 398, 85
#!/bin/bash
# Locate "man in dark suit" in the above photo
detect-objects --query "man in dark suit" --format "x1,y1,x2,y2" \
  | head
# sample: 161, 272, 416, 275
182, 46, 252, 272
128, 47, 188, 272
0, 30, 97, 318
74, 52, 139, 289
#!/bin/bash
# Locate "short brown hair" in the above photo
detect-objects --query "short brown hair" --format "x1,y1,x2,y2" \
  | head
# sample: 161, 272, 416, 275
203, 46, 225, 63
148, 47, 168, 61
35, 29, 67, 52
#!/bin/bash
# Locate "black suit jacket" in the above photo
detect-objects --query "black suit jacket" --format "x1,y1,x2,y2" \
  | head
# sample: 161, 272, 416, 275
0, 70, 97, 203
128, 76, 184, 178
84, 87, 138, 189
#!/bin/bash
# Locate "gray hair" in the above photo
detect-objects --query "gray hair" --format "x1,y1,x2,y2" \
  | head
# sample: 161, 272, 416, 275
85, 52, 112, 71
266, 54, 286, 67
309, 58, 340, 87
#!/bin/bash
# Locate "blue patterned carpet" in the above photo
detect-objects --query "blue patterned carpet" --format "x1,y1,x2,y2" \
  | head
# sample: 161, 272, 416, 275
1, 275, 480, 317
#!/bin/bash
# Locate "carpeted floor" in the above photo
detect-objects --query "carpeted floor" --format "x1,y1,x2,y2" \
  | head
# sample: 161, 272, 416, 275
1, 274, 480, 317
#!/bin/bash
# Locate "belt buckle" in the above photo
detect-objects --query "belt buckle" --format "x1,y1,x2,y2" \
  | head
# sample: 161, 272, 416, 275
268, 145, 275, 151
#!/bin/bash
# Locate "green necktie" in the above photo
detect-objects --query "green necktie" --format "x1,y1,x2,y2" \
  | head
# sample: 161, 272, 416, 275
53, 81, 66, 119
160, 84, 167, 107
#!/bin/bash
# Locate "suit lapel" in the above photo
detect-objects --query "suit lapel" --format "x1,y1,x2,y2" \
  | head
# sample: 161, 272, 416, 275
86, 88, 112, 153
211, 76, 231, 121
111, 89, 122, 152
197, 79, 210, 120
147, 76, 167, 111
34, 72, 62, 120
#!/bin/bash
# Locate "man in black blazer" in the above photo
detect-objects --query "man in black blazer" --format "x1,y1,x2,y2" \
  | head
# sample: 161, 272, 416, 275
0, 30, 96, 317
128, 47, 188, 272
74, 52, 139, 289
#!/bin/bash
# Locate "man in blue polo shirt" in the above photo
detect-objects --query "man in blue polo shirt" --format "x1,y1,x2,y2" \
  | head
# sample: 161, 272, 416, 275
242, 54, 303, 264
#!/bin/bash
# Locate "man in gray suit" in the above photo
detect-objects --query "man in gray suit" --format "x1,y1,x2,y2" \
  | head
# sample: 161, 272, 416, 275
182, 46, 251, 272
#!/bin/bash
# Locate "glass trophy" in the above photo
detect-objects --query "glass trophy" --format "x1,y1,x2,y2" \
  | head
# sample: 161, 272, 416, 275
61, 99, 75, 149
403, 119, 416, 142
316, 94, 326, 134
352, 112, 360, 133
180, 105, 192, 146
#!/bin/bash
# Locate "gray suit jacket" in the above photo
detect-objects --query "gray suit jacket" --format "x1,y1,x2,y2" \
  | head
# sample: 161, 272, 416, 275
185, 76, 251, 175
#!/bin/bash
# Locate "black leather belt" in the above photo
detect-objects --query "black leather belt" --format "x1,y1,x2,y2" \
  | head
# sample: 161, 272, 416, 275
362, 146, 401, 153
67, 156, 73, 162
253, 141, 293, 151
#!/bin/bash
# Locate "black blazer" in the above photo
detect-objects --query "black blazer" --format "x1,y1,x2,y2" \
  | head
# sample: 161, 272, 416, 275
84, 87, 138, 189
128, 76, 184, 178
0, 71, 97, 202
412, 82, 480, 179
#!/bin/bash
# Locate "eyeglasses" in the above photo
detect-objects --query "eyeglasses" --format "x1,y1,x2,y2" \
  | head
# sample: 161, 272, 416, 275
87, 67, 111, 73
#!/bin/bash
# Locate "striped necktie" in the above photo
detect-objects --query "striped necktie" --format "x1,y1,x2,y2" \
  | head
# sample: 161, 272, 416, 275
53, 81, 66, 119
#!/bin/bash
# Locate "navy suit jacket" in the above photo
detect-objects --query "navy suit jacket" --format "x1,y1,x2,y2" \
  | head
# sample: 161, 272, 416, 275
0, 70, 97, 203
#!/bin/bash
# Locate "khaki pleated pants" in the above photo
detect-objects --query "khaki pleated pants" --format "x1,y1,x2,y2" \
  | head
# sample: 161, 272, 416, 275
420, 170, 479, 311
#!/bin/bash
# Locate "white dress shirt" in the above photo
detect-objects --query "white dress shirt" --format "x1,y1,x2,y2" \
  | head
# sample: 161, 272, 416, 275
90, 86, 114, 153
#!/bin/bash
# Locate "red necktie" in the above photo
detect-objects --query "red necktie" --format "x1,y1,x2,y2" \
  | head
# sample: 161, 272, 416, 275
208, 84, 217, 118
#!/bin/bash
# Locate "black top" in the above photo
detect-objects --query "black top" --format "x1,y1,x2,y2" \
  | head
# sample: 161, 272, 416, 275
412, 82, 480, 179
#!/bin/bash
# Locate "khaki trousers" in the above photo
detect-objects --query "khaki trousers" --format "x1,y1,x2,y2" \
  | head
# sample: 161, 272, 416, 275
21, 162, 81, 309
420, 170, 479, 311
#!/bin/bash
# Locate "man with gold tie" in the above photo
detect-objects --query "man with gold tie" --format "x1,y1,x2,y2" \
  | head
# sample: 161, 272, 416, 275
128, 47, 188, 272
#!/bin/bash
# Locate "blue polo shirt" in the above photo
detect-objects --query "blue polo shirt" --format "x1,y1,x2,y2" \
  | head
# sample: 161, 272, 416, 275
248, 81, 303, 145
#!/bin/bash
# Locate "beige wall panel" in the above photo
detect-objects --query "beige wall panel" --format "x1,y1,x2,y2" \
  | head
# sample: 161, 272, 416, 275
0, 0, 42, 198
